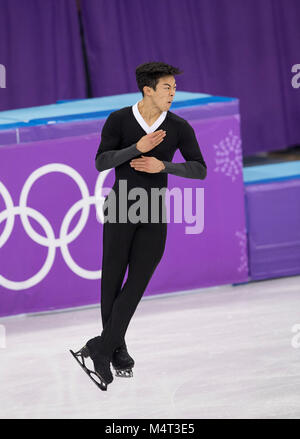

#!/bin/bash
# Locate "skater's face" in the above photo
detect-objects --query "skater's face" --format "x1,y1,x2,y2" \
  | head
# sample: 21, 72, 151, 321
144, 75, 176, 112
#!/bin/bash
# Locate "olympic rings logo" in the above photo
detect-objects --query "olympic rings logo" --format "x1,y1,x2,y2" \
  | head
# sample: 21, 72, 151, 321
0, 163, 110, 291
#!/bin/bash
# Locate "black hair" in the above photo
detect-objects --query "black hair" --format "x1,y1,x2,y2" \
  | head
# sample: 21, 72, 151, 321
135, 61, 183, 96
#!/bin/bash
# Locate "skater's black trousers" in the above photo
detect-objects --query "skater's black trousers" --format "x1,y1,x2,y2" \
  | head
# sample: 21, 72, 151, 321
99, 220, 167, 357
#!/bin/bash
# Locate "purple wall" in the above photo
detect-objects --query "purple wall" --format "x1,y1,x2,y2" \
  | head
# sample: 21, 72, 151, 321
0, 0, 86, 111
80, 0, 300, 155
0, 1, 300, 155
0, 110, 248, 317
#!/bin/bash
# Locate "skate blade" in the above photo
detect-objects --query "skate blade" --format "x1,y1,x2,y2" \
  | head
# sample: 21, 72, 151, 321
114, 368, 133, 378
69, 349, 108, 391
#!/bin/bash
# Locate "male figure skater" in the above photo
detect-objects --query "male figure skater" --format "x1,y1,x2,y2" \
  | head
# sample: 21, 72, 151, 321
70, 62, 207, 391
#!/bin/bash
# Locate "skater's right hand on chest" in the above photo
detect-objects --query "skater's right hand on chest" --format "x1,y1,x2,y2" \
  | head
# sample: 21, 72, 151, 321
136, 130, 166, 153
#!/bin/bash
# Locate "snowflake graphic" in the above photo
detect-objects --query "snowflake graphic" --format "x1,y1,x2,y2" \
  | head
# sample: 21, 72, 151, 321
235, 227, 248, 273
213, 130, 242, 182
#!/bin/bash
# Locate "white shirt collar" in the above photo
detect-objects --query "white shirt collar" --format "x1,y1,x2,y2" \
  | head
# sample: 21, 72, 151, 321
132, 101, 167, 134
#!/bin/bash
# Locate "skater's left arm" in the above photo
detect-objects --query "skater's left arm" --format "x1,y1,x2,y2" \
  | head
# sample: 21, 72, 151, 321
159, 121, 207, 179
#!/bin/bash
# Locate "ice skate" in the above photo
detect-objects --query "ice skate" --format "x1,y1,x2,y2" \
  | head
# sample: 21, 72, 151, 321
70, 336, 113, 391
111, 341, 135, 378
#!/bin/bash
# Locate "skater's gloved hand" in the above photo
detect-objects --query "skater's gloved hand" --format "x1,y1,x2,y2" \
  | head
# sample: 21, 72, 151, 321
130, 156, 165, 173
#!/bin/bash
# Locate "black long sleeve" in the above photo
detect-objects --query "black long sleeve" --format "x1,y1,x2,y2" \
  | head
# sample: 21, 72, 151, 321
160, 120, 207, 179
95, 112, 141, 172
